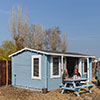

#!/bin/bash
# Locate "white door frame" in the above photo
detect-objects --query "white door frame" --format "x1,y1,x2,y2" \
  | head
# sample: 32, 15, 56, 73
87, 58, 89, 82
62, 57, 67, 74
78, 58, 82, 74
61, 56, 64, 75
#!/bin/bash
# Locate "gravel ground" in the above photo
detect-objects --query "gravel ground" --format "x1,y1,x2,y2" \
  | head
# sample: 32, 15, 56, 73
0, 81, 100, 100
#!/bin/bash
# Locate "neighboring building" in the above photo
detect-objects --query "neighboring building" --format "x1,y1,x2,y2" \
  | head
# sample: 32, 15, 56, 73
9, 47, 95, 90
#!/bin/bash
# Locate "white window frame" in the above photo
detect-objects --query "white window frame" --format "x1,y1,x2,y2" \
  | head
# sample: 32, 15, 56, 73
83, 58, 88, 74
51, 56, 60, 78
32, 55, 41, 79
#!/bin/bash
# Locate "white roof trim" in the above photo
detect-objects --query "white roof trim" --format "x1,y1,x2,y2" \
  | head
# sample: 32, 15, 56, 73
9, 47, 95, 58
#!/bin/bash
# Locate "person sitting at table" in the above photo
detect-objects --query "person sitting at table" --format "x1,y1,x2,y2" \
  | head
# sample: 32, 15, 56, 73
72, 68, 81, 79
72, 68, 81, 86
62, 69, 69, 84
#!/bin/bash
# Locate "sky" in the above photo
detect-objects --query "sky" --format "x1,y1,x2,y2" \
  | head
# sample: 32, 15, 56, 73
0, 0, 100, 58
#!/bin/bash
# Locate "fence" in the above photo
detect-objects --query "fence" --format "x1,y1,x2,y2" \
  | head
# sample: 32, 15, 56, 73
0, 60, 11, 86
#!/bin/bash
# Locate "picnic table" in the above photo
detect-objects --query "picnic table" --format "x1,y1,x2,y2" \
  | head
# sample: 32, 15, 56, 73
61, 78, 94, 96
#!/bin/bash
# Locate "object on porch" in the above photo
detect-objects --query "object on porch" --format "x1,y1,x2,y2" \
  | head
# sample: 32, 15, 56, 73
61, 78, 94, 96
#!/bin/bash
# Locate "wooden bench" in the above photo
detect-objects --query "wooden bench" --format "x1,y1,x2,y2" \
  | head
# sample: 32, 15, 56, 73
61, 84, 94, 91
62, 87, 75, 91
75, 84, 94, 89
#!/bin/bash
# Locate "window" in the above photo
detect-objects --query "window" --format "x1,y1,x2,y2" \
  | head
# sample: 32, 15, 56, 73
51, 57, 60, 78
32, 55, 41, 79
83, 59, 87, 74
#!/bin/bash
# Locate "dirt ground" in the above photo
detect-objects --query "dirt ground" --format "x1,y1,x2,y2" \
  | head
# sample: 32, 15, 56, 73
0, 80, 100, 100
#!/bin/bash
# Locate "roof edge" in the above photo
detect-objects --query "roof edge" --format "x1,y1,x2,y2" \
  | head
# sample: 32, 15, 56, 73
9, 47, 95, 58
9, 47, 48, 57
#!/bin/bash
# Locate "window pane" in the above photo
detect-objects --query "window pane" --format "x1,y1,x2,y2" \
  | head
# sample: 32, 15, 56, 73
33, 58, 39, 77
53, 57, 59, 75
84, 59, 87, 73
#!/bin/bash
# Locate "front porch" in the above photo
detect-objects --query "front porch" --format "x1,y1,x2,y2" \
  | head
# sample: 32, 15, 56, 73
48, 54, 92, 90
61, 56, 92, 82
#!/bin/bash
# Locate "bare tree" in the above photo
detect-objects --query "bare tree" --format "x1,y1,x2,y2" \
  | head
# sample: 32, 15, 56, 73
44, 27, 67, 52
45, 27, 61, 51
60, 33, 67, 52
9, 6, 67, 52
9, 6, 30, 50
31, 24, 46, 50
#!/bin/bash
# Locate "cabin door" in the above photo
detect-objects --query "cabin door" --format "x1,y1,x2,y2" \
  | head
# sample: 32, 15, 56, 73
65, 57, 79, 77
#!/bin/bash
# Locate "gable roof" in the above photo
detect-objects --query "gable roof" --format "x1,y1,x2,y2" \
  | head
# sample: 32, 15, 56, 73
9, 47, 95, 58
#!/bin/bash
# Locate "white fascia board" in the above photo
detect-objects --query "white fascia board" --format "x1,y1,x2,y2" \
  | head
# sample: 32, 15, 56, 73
9, 48, 27, 57
9, 47, 95, 58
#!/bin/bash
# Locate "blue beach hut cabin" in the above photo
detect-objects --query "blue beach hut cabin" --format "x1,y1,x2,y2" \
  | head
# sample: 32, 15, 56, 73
9, 47, 95, 91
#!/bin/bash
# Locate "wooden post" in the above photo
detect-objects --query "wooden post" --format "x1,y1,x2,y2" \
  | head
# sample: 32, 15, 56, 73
6, 60, 8, 86
78, 58, 82, 74
87, 58, 89, 82
61, 56, 63, 74
65, 57, 67, 70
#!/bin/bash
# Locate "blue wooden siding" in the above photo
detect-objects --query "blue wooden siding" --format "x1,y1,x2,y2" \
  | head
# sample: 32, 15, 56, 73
12, 50, 47, 90
47, 56, 62, 90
